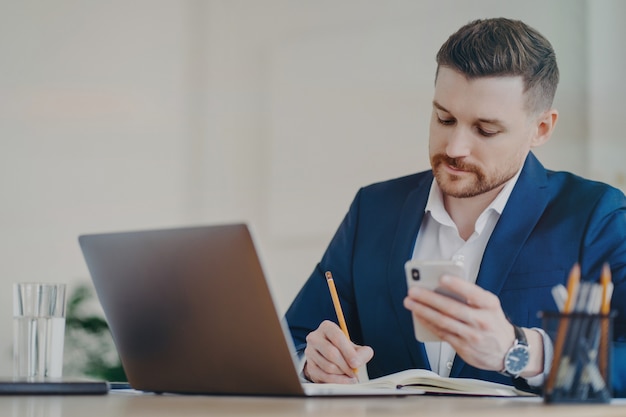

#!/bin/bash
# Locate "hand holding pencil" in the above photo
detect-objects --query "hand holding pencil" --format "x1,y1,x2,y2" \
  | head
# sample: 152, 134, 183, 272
301, 271, 373, 384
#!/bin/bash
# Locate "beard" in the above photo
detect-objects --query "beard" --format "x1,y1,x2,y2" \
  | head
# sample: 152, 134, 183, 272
431, 154, 517, 198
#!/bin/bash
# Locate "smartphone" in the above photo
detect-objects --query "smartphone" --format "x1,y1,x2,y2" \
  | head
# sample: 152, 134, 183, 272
404, 259, 466, 342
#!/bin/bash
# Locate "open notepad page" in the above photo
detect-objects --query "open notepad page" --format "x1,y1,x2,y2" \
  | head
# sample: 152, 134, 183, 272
307, 369, 535, 397
302, 383, 424, 396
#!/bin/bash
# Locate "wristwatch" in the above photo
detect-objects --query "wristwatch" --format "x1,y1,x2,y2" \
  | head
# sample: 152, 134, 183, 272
502, 325, 530, 378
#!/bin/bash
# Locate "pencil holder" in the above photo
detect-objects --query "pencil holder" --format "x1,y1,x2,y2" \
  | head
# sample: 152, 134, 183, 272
540, 311, 615, 403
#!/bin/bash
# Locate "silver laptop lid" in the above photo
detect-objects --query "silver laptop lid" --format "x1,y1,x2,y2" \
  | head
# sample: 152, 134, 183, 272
79, 223, 304, 396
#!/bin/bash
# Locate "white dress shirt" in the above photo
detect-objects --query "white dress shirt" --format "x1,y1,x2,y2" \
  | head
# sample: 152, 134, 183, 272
410, 169, 551, 386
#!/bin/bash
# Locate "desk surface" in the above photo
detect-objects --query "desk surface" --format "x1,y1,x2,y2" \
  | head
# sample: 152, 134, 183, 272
1, 392, 625, 417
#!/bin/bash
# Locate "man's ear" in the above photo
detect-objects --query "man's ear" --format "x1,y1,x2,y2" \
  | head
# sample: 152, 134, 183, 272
531, 109, 558, 148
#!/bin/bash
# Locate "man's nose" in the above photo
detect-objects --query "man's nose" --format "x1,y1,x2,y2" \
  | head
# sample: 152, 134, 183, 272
445, 127, 472, 158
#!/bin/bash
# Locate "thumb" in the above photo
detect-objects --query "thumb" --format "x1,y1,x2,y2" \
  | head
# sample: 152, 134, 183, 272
350, 344, 374, 368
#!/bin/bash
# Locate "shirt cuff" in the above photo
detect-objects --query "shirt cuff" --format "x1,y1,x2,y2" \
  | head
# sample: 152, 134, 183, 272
295, 349, 310, 382
524, 327, 553, 387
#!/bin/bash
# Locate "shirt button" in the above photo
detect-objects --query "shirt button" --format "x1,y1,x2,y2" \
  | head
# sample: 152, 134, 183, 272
446, 361, 453, 370
452, 254, 465, 263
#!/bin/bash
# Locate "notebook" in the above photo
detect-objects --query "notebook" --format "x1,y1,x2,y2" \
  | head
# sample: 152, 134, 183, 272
78, 223, 416, 397
0, 378, 109, 395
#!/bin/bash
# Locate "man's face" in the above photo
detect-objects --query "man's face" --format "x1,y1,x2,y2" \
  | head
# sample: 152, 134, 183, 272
429, 67, 537, 199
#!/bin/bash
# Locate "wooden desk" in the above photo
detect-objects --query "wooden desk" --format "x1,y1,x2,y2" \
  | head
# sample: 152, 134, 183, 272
1, 392, 625, 417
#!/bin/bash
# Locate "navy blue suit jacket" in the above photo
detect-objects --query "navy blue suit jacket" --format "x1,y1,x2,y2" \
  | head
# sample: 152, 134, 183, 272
285, 153, 626, 388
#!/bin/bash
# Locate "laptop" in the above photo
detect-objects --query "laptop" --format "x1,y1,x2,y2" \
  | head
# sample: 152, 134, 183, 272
79, 223, 412, 396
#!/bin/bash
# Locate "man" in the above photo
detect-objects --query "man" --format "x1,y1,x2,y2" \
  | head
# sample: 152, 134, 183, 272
284, 18, 626, 392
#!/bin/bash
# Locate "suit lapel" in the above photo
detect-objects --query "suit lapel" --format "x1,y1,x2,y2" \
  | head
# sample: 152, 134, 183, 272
474, 153, 549, 295
449, 153, 550, 377
386, 173, 433, 369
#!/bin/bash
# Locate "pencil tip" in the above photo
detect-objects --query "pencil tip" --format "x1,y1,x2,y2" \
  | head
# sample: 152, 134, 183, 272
325, 271, 333, 280
601, 263, 612, 282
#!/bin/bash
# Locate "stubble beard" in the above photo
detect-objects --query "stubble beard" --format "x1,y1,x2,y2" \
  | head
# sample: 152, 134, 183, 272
431, 154, 516, 198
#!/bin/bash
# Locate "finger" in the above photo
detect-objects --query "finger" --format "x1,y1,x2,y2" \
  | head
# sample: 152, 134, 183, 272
304, 347, 356, 383
353, 344, 374, 365
320, 321, 374, 370
304, 343, 348, 376
406, 286, 474, 324
307, 321, 362, 375
437, 275, 499, 309
405, 289, 492, 345
321, 321, 361, 370
305, 331, 354, 377
405, 294, 470, 338
303, 358, 358, 384
305, 343, 373, 384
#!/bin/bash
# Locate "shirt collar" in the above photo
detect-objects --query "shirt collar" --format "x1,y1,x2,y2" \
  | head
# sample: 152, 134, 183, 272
425, 167, 523, 233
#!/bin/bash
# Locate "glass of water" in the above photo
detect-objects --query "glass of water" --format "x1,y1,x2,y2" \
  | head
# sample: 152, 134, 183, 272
13, 283, 66, 380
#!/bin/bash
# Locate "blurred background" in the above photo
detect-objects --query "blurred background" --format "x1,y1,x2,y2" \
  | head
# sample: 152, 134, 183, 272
0, 0, 624, 377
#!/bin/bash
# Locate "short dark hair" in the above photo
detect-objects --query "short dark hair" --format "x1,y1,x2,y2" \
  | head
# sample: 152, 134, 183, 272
436, 18, 559, 114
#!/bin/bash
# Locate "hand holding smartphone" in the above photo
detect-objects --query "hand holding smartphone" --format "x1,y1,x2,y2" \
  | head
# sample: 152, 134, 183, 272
404, 259, 466, 342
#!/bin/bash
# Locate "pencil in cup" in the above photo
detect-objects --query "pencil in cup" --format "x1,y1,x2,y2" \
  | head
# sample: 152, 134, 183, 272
543, 263, 615, 403
544, 264, 580, 397
599, 263, 613, 380
542, 311, 613, 403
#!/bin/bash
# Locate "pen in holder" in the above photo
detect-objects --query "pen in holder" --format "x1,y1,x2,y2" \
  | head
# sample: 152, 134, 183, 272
541, 311, 615, 403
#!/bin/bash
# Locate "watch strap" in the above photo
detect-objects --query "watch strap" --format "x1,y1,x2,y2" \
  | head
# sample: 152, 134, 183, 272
512, 325, 528, 346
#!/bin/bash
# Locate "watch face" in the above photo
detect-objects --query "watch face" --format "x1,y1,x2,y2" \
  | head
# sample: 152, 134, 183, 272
505, 345, 530, 374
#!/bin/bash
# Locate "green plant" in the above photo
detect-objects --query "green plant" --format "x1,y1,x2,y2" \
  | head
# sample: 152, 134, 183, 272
64, 283, 127, 381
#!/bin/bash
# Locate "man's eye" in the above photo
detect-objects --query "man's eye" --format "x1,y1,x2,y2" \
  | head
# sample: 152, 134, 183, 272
437, 117, 455, 126
477, 128, 498, 137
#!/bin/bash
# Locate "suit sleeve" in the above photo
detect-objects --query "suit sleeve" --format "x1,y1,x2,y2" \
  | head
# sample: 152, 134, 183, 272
581, 186, 626, 341
284, 189, 365, 353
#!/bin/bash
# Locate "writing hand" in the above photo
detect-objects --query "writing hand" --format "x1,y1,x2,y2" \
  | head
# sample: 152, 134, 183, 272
303, 320, 373, 383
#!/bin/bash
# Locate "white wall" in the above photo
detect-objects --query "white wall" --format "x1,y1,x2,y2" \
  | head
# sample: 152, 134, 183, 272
198, 0, 594, 322
0, 1, 195, 375
588, 0, 626, 187
0, 0, 622, 376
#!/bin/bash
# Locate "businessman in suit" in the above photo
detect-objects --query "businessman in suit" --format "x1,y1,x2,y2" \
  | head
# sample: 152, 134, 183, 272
285, 18, 626, 391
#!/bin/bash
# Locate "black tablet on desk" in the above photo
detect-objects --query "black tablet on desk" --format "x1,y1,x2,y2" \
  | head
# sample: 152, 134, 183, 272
0, 378, 109, 395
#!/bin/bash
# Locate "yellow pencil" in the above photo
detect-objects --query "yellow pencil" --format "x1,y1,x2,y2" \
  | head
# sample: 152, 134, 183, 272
600, 263, 612, 315
599, 263, 612, 380
562, 263, 581, 314
325, 271, 357, 374
545, 263, 580, 395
